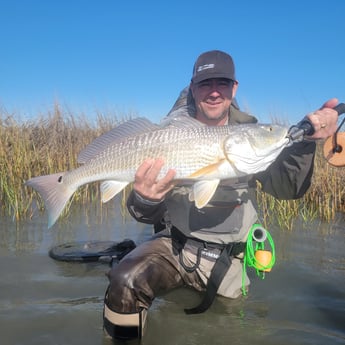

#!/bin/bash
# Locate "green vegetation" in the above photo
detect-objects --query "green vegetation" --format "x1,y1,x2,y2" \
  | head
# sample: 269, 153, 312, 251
1, 104, 345, 230
0, 104, 133, 221
257, 146, 345, 229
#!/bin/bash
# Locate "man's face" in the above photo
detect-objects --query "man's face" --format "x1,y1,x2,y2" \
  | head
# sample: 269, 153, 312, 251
191, 78, 238, 125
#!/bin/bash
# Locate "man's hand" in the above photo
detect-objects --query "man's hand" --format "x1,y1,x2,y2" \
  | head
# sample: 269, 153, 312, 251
306, 98, 339, 140
133, 158, 176, 202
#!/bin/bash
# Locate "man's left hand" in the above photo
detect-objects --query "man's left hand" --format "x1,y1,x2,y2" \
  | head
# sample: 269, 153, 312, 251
306, 98, 339, 140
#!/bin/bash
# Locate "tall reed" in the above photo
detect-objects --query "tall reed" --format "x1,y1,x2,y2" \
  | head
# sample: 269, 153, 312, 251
1, 105, 345, 229
0, 103, 134, 221
256, 141, 345, 229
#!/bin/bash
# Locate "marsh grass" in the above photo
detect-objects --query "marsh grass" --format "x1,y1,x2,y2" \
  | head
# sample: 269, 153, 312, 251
1, 104, 345, 230
256, 142, 345, 229
0, 104, 134, 221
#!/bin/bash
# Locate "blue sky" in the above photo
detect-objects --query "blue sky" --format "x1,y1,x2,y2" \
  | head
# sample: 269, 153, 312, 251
1, 1, 344, 125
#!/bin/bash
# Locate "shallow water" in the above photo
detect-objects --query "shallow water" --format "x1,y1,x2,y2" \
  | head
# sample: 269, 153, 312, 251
0, 201, 344, 345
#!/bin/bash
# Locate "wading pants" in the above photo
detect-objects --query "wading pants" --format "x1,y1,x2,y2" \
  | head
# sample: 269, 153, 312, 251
103, 234, 248, 339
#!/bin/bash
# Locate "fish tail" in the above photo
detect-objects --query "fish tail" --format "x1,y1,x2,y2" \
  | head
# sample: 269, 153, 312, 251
26, 172, 76, 228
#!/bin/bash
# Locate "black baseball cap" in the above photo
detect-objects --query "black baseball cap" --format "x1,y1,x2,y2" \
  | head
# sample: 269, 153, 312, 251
191, 50, 236, 84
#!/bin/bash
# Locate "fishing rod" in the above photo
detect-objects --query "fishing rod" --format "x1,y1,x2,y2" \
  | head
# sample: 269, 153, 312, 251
288, 103, 345, 140
288, 103, 345, 167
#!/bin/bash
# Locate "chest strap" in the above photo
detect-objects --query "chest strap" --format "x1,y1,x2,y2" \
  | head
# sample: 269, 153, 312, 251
170, 227, 245, 314
185, 243, 242, 314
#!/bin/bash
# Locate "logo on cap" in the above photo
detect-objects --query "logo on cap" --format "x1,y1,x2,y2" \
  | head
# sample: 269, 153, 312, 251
197, 64, 215, 72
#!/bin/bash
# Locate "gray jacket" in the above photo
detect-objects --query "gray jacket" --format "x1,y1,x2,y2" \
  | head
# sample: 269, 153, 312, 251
127, 87, 316, 243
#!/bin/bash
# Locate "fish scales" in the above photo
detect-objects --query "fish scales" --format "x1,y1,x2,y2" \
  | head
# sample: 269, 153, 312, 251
72, 126, 224, 182
26, 117, 290, 227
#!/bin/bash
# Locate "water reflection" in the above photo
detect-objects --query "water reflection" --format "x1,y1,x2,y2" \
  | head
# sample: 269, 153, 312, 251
0, 200, 344, 345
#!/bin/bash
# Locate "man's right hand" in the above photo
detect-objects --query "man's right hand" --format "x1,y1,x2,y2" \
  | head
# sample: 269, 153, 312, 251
133, 158, 176, 202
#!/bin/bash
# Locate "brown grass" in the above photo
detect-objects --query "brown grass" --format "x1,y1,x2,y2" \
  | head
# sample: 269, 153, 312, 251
0, 103, 135, 221
1, 104, 345, 230
256, 142, 345, 229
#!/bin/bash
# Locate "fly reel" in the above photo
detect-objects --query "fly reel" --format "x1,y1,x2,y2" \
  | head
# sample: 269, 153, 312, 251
323, 116, 345, 167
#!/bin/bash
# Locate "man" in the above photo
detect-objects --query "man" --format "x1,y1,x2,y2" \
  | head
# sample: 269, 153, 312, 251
103, 50, 338, 340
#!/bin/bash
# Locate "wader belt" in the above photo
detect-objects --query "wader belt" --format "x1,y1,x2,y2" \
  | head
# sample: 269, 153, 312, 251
170, 227, 245, 314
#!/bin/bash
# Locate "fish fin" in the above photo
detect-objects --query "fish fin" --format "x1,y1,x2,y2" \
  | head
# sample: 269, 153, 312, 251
25, 173, 75, 228
188, 160, 226, 178
78, 118, 160, 163
189, 179, 220, 208
160, 114, 206, 129
100, 181, 129, 203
